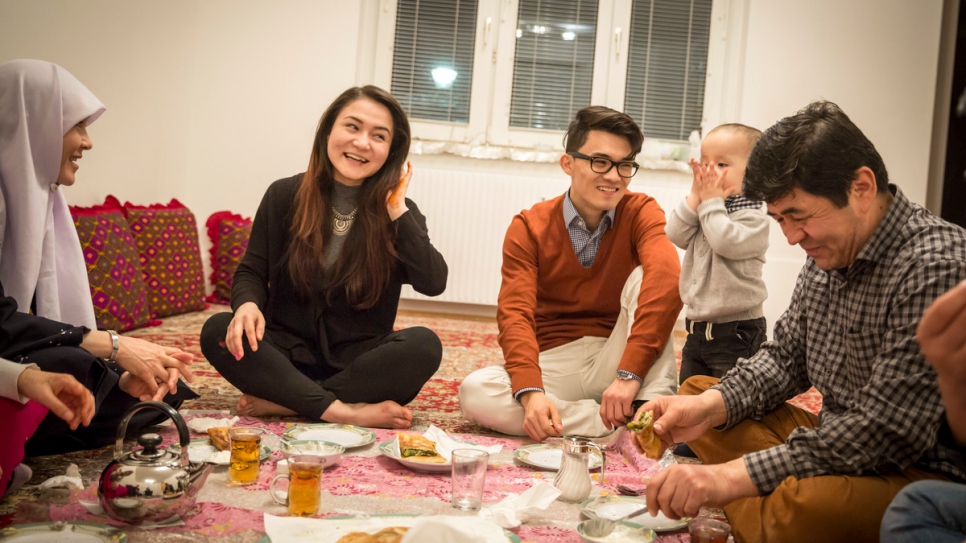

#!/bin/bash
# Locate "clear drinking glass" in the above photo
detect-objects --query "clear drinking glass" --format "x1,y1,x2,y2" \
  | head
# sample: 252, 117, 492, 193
688, 517, 732, 543
451, 449, 489, 510
228, 427, 264, 485
270, 455, 325, 517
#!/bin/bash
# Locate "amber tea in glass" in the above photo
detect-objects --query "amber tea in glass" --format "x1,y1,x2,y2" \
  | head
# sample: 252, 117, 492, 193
228, 427, 263, 485
270, 455, 325, 516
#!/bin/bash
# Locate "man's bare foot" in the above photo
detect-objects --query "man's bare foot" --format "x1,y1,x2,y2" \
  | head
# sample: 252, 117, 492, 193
321, 400, 413, 429
236, 394, 297, 417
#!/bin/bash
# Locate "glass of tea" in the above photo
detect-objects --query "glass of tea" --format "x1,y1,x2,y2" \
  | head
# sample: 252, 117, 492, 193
688, 517, 732, 543
228, 427, 264, 485
270, 455, 325, 516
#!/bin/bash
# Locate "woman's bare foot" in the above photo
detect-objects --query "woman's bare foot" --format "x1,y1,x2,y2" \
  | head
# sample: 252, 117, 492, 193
236, 394, 297, 417
321, 400, 413, 429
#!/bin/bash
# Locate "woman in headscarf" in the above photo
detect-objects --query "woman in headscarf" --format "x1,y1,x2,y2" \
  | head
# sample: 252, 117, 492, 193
0, 59, 197, 457
200, 85, 446, 429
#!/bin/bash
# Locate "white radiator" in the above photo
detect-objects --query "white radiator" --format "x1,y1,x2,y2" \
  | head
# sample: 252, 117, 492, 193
401, 167, 690, 307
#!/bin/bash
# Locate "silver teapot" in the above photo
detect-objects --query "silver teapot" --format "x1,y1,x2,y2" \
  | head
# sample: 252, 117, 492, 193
97, 401, 213, 524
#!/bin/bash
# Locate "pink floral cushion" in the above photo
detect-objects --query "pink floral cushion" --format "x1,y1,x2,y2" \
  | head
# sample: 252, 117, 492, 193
122, 199, 207, 318
69, 197, 155, 332
205, 211, 252, 304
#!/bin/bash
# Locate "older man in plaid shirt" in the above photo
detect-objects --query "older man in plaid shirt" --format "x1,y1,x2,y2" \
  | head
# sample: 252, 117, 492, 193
636, 101, 966, 543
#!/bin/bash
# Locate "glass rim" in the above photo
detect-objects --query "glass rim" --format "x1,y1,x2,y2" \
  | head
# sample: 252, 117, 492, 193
450, 448, 489, 459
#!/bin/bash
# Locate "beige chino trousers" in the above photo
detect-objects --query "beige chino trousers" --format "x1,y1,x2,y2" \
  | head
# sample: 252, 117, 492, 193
458, 267, 678, 438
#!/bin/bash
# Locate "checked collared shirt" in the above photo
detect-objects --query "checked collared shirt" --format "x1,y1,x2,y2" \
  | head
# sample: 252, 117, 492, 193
714, 185, 966, 493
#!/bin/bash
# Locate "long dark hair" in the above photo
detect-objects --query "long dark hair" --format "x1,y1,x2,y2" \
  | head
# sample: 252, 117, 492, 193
287, 86, 411, 308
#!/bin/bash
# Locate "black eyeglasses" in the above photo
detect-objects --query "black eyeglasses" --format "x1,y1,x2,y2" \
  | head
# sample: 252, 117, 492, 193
568, 152, 640, 178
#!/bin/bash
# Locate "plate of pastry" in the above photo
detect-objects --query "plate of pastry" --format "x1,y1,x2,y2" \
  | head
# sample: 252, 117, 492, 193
378, 433, 483, 473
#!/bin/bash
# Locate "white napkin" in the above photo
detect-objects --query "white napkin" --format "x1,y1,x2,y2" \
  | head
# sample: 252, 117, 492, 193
186, 416, 239, 433
393, 425, 502, 460
38, 464, 84, 492
399, 516, 508, 543
478, 481, 561, 529
264, 514, 403, 543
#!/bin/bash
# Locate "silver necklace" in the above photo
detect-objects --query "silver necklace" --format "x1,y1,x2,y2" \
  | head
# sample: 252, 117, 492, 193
332, 207, 359, 236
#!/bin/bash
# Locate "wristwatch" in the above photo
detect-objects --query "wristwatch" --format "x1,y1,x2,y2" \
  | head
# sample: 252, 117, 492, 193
617, 369, 642, 383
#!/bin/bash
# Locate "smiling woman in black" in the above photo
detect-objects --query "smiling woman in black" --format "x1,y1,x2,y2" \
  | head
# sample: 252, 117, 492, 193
200, 86, 447, 429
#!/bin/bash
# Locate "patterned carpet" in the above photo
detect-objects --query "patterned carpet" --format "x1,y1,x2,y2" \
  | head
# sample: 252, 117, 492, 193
1, 305, 822, 542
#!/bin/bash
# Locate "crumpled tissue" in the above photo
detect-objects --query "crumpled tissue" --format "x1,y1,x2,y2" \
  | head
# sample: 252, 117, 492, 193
38, 463, 84, 492
186, 416, 239, 433
478, 481, 561, 529
393, 424, 502, 460
399, 515, 508, 543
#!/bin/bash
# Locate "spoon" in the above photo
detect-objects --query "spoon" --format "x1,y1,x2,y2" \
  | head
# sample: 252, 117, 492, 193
617, 483, 645, 496
582, 504, 650, 538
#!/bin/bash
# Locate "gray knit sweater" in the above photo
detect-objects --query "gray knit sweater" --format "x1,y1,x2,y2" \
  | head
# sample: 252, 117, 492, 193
665, 195, 769, 322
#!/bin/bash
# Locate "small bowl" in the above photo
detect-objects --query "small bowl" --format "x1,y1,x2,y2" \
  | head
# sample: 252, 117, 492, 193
278, 440, 345, 465
576, 520, 656, 542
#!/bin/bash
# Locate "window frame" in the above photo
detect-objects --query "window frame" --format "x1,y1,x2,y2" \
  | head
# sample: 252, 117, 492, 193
372, 0, 748, 157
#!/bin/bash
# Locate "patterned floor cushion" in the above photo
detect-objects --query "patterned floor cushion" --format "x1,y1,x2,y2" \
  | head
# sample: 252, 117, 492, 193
204, 212, 252, 304
122, 198, 207, 318
69, 197, 155, 332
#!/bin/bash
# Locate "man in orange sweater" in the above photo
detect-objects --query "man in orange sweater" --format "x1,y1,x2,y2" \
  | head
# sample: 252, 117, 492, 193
459, 106, 683, 441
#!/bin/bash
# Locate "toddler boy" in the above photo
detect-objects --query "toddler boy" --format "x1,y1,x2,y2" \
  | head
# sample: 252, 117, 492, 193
666, 123, 768, 383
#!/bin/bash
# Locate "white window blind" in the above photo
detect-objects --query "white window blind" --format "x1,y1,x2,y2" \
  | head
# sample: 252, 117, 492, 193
623, 0, 712, 141
509, 0, 599, 131
391, 0, 479, 124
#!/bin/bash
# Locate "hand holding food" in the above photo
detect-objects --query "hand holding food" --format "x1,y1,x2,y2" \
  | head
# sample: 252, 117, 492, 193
627, 410, 662, 459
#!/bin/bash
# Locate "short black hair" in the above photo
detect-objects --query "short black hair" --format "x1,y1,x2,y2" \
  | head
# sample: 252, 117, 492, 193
563, 106, 644, 155
743, 100, 888, 207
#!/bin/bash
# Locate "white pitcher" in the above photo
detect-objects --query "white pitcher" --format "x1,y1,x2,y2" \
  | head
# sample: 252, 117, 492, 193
553, 436, 606, 502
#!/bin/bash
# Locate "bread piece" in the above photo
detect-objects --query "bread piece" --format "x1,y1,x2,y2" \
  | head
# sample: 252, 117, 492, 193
626, 411, 662, 459
207, 427, 231, 451
335, 527, 408, 543
397, 433, 447, 463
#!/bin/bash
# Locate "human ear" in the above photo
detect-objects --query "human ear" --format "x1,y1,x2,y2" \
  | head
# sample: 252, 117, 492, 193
560, 153, 574, 176
849, 167, 878, 212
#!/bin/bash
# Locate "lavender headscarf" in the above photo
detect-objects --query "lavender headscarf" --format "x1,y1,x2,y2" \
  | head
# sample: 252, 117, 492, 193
0, 59, 105, 327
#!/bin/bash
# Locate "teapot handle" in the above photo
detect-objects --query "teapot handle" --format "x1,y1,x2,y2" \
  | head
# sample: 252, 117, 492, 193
589, 441, 606, 484
113, 401, 190, 466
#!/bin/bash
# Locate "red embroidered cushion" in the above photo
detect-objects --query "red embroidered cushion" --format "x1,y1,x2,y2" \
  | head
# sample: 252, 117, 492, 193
69, 197, 155, 332
205, 212, 252, 304
122, 199, 207, 318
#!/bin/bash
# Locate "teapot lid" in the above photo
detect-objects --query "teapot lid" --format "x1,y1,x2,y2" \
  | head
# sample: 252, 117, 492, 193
122, 433, 182, 467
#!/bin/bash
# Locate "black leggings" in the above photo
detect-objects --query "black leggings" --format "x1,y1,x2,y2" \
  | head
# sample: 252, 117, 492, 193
199, 312, 442, 420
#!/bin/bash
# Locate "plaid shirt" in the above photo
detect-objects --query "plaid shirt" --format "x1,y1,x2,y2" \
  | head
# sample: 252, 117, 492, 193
563, 191, 615, 268
714, 186, 966, 493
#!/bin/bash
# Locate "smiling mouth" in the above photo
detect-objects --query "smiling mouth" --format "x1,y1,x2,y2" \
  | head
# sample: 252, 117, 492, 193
597, 186, 619, 193
345, 153, 368, 164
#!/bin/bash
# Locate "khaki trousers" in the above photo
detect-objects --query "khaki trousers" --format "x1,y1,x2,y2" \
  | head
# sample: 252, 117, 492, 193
682, 376, 947, 543
458, 267, 678, 438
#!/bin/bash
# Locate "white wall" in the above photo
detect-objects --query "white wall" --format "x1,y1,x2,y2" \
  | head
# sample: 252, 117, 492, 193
0, 0, 947, 332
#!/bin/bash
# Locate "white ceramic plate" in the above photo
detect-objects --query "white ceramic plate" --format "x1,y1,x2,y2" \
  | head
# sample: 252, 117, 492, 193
170, 438, 271, 465
378, 438, 481, 473
0, 521, 126, 542
283, 423, 377, 449
513, 444, 603, 471
581, 496, 689, 532
576, 520, 656, 543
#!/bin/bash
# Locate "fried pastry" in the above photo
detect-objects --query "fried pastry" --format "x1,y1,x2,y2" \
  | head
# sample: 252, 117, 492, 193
207, 426, 231, 451
397, 433, 446, 464
336, 526, 409, 543
626, 410, 662, 459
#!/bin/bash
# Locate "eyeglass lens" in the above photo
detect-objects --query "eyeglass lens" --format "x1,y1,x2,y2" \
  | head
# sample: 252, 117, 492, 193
590, 157, 638, 178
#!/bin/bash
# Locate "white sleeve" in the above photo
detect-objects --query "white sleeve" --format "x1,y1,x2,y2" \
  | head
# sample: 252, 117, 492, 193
0, 359, 38, 403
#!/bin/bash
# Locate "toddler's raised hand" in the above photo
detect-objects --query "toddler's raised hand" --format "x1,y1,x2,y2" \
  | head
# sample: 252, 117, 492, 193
387, 161, 412, 221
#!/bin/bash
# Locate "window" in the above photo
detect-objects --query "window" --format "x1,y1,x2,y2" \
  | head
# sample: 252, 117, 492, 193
374, 0, 741, 157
